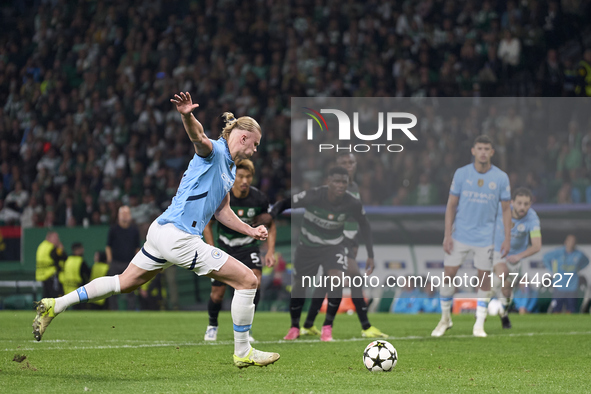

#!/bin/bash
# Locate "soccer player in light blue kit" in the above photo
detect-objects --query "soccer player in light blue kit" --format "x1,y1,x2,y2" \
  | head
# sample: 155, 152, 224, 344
32, 92, 280, 368
492, 187, 542, 329
432, 135, 512, 338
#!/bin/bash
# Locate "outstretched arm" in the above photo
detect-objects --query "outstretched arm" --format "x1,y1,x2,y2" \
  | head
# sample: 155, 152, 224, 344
443, 194, 459, 254
264, 220, 277, 267
352, 209, 375, 274
269, 198, 291, 219
507, 235, 541, 264
252, 190, 314, 226
214, 194, 268, 241
170, 92, 213, 158
500, 200, 512, 257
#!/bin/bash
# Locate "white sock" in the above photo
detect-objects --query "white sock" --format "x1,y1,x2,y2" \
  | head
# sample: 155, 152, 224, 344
232, 288, 256, 358
499, 290, 512, 317
491, 274, 502, 298
54, 276, 121, 314
440, 283, 455, 322
475, 288, 491, 328
441, 299, 452, 321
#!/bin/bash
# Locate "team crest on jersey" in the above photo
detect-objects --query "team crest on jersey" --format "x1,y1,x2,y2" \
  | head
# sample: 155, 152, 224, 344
517, 224, 525, 232
338, 214, 346, 221
478, 179, 484, 187
247, 208, 255, 217
489, 182, 497, 190
211, 249, 223, 259
237, 209, 244, 216
328, 214, 335, 220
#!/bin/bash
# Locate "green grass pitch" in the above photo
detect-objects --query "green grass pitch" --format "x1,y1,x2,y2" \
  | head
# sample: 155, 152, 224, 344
1, 311, 590, 393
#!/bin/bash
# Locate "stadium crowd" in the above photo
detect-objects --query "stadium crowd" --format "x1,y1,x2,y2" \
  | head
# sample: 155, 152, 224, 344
1, 0, 591, 228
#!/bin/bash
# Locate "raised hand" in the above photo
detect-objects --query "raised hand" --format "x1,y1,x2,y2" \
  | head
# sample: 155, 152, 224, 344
170, 92, 199, 115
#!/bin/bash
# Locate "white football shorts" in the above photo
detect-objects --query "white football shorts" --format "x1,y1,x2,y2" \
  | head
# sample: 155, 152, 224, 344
130, 221, 229, 275
444, 239, 493, 271
492, 251, 522, 274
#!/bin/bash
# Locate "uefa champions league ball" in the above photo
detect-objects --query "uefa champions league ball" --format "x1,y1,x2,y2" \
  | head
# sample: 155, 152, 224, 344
488, 299, 503, 316
363, 340, 398, 372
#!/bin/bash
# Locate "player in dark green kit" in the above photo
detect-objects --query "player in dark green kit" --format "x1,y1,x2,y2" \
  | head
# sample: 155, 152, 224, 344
203, 159, 276, 341
268, 166, 375, 341
302, 154, 387, 339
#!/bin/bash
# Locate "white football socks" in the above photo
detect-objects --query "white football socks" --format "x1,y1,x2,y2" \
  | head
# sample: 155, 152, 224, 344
54, 276, 121, 314
232, 288, 256, 358
475, 288, 491, 328
499, 292, 512, 317
440, 282, 455, 322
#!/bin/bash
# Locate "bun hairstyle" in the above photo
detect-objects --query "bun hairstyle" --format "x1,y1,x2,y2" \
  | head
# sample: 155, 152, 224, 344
221, 112, 261, 140
222, 112, 238, 125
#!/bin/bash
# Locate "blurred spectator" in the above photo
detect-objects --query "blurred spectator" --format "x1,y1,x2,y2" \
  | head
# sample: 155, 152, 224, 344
35, 231, 66, 298
0, 199, 21, 225
21, 197, 43, 228
498, 30, 521, 79
410, 173, 439, 206
139, 274, 165, 311
575, 49, 591, 97
544, 234, 590, 313
56, 194, 79, 226
537, 49, 564, 97
89, 250, 110, 310
5, 181, 29, 212
106, 206, 140, 310
60, 242, 90, 310
0, 0, 589, 213
512, 281, 539, 314
556, 181, 573, 204
392, 278, 422, 314
420, 279, 441, 313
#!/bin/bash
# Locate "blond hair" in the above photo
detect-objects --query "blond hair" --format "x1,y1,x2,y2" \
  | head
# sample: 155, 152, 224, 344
235, 159, 255, 176
221, 112, 261, 140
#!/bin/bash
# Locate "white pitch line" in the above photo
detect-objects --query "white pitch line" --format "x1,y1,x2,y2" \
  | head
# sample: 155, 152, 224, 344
3, 331, 591, 352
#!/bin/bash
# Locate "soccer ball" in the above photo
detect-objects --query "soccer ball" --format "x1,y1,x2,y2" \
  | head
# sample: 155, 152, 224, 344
488, 299, 503, 316
363, 340, 398, 372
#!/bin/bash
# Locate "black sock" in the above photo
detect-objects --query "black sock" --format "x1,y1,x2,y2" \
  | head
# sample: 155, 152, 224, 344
208, 297, 222, 327
351, 284, 371, 330
304, 295, 325, 328
290, 297, 306, 328
254, 289, 261, 311
323, 287, 343, 327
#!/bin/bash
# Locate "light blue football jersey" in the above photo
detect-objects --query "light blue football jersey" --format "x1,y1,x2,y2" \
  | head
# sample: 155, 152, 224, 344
157, 138, 236, 236
494, 206, 540, 255
450, 163, 510, 247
